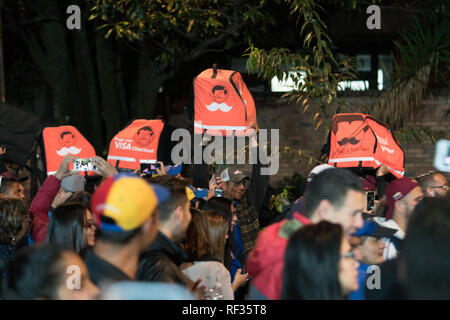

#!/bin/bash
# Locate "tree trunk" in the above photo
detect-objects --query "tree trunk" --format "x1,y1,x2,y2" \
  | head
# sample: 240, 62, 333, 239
71, 0, 104, 151
133, 46, 163, 119
95, 31, 128, 142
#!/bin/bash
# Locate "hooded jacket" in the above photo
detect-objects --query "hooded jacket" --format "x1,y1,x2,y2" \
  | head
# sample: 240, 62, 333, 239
246, 213, 311, 300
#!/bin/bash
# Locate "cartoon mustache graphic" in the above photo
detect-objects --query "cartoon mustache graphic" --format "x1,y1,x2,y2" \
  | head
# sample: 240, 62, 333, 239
205, 102, 233, 112
338, 137, 361, 146
56, 146, 82, 156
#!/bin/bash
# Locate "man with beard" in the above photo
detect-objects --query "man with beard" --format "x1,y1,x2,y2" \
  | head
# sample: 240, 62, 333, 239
375, 178, 423, 261
217, 166, 257, 256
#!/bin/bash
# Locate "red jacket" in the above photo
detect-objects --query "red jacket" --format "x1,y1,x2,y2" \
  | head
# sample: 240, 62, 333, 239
29, 175, 61, 243
246, 213, 311, 300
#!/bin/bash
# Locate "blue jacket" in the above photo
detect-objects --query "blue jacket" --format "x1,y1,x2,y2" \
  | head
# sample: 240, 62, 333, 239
349, 262, 370, 300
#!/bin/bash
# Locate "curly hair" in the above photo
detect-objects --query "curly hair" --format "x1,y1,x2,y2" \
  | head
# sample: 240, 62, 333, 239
0, 198, 28, 244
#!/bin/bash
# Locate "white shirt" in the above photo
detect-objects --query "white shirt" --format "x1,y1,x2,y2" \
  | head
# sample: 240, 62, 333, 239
182, 261, 234, 300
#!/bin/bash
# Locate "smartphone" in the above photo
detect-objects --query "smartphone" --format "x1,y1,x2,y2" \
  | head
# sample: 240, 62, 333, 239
140, 162, 161, 175
434, 139, 450, 172
73, 158, 97, 172
214, 188, 224, 197
365, 191, 375, 212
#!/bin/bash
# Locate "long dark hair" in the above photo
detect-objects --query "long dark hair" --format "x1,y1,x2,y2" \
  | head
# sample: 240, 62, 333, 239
282, 221, 344, 300
204, 197, 245, 269
183, 208, 217, 262
46, 202, 88, 256
403, 197, 450, 299
1, 244, 69, 300
203, 210, 228, 263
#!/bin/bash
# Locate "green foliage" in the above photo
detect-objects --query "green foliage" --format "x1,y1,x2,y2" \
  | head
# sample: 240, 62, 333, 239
394, 126, 448, 144
392, 7, 450, 87
245, 0, 357, 133
372, 6, 450, 131
269, 185, 295, 213
322, 0, 381, 10
281, 171, 306, 197
88, 0, 273, 67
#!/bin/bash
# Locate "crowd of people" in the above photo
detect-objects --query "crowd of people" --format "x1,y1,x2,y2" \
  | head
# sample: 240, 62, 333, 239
0, 145, 449, 300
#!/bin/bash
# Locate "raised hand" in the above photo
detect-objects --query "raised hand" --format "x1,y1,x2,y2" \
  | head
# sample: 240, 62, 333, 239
54, 155, 78, 180
92, 156, 118, 177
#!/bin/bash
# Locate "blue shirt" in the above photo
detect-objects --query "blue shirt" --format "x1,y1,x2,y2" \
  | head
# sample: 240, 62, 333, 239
349, 262, 370, 300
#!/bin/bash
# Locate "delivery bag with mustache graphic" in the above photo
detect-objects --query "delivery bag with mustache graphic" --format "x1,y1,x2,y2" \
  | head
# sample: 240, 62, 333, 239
328, 113, 405, 178
185, 65, 257, 136
42, 126, 96, 176
107, 119, 174, 171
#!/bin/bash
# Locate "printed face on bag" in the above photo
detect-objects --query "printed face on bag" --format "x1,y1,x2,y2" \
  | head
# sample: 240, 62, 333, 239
205, 85, 233, 112
56, 131, 81, 156
134, 126, 154, 146
332, 115, 369, 149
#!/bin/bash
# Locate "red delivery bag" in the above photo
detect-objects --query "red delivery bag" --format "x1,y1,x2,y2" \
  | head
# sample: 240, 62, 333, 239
187, 64, 257, 136
42, 126, 96, 176
328, 113, 405, 178
107, 119, 165, 171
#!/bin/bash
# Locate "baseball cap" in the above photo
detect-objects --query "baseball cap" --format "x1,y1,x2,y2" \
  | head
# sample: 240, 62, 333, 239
307, 164, 335, 182
166, 163, 183, 176
186, 185, 208, 201
61, 174, 86, 193
220, 166, 249, 184
0, 172, 28, 183
91, 174, 170, 232
353, 220, 397, 238
385, 177, 419, 220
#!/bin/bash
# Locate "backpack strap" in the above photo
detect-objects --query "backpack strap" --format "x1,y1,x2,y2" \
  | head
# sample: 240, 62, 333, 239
212, 63, 218, 79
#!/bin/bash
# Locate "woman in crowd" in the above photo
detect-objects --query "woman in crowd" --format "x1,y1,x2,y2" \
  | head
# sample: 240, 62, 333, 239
46, 202, 96, 256
0, 199, 30, 265
282, 221, 359, 299
1, 244, 99, 300
204, 197, 248, 293
182, 209, 234, 300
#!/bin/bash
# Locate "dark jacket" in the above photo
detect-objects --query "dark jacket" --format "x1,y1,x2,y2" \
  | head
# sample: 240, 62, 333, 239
84, 250, 131, 287
137, 231, 188, 285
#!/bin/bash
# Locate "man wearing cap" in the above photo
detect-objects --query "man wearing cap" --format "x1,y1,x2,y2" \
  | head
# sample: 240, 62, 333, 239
349, 220, 397, 300
0, 172, 27, 200
375, 178, 423, 261
217, 165, 260, 256
86, 174, 168, 288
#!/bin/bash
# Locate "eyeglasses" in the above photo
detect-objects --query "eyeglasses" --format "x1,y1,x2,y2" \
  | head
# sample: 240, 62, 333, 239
430, 185, 448, 190
341, 251, 356, 260
84, 221, 97, 229
232, 180, 249, 188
